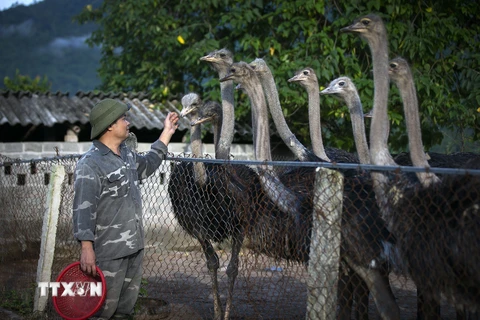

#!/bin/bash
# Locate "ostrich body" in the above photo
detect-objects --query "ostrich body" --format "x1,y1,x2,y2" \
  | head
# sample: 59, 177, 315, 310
168, 93, 243, 320
221, 62, 402, 320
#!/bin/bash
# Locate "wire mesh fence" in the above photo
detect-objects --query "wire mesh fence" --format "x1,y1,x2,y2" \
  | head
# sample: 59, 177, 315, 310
0, 153, 479, 319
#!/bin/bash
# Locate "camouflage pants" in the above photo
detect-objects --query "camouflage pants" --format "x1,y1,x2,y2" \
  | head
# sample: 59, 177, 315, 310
93, 249, 144, 319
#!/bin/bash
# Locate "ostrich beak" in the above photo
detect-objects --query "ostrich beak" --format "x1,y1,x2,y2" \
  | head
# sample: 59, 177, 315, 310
180, 107, 195, 118
219, 74, 234, 82
191, 116, 214, 126
200, 54, 215, 62
288, 74, 302, 83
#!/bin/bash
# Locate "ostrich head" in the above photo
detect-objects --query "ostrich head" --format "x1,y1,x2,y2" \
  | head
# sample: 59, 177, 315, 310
287, 67, 318, 88
190, 101, 222, 126
219, 61, 257, 86
200, 48, 234, 72
248, 58, 270, 75
388, 57, 411, 86
180, 93, 202, 119
340, 14, 387, 43
320, 77, 358, 102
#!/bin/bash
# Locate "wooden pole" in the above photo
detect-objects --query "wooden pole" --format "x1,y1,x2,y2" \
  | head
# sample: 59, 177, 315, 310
34, 164, 65, 313
306, 167, 344, 320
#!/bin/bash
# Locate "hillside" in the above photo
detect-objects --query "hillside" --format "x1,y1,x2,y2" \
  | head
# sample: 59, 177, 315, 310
0, 0, 103, 93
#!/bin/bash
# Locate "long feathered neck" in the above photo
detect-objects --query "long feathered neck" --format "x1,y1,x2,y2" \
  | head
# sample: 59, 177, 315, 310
395, 69, 440, 187
217, 71, 235, 160
305, 81, 330, 162
190, 121, 207, 186
242, 71, 305, 218
257, 65, 312, 161
242, 76, 272, 162
346, 91, 371, 164
368, 28, 396, 167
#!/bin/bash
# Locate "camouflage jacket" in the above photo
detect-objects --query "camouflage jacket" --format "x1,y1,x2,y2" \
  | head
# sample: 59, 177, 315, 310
73, 139, 167, 261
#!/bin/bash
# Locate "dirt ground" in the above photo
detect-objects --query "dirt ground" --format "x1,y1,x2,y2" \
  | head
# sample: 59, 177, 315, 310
0, 245, 459, 320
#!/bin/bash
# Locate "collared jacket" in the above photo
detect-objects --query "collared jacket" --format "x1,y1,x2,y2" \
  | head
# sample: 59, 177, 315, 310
73, 139, 167, 261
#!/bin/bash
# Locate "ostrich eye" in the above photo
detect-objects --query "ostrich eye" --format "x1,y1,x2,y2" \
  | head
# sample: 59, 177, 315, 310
230, 68, 236, 73
303, 70, 309, 75
361, 19, 371, 26
220, 53, 226, 58
339, 81, 345, 87
251, 65, 257, 70
390, 63, 397, 68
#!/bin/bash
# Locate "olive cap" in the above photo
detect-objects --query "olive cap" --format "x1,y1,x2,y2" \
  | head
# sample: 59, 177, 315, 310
90, 99, 130, 139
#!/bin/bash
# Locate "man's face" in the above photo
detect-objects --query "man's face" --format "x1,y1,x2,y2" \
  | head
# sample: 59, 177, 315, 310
110, 114, 130, 140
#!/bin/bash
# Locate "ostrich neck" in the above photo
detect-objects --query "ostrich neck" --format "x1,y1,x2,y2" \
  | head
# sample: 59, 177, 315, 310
306, 84, 330, 162
243, 75, 304, 218
366, 32, 397, 224
217, 78, 235, 160
347, 94, 371, 164
397, 77, 440, 186
368, 35, 396, 167
259, 71, 311, 161
242, 79, 272, 162
190, 122, 207, 186
212, 119, 222, 155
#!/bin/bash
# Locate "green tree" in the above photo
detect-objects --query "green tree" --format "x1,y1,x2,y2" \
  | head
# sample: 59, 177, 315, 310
3, 69, 51, 92
75, 0, 480, 152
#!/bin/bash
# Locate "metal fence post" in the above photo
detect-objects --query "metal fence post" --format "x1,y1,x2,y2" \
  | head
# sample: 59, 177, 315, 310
33, 164, 65, 313
306, 167, 344, 320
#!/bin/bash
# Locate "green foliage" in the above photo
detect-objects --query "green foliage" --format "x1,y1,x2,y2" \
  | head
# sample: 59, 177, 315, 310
75, 0, 480, 152
4, 69, 51, 92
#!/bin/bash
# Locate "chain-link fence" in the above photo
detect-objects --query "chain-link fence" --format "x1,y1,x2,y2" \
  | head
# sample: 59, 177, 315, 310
0, 153, 479, 319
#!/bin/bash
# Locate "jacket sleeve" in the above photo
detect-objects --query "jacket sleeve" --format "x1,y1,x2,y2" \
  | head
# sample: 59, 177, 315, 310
136, 139, 168, 180
73, 161, 100, 242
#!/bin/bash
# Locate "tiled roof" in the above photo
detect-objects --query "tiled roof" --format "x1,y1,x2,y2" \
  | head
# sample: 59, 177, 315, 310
0, 90, 254, 137
0, 90, 191, 131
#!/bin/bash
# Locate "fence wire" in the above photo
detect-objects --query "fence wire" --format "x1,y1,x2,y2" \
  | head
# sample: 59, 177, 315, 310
0, 153, 479, 319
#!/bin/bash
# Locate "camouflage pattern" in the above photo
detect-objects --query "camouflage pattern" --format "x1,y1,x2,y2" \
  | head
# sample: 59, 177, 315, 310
73, 139, 167, 261
93, 249, 144, 319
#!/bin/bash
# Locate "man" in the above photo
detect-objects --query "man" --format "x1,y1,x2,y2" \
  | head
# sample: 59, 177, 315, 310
73, 98, 179, 319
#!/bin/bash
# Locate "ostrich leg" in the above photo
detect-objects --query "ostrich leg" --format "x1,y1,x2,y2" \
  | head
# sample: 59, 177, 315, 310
224, 229, 244, 319
345, 257, 400, 320
200, 239, 223, 320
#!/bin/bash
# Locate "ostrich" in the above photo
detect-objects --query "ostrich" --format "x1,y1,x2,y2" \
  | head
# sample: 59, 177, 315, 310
168, 93, 243, 320
342, 14, 480, 318
220, 61, 402, 320
285, 66, 360, 164
388, 57, 480, 317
